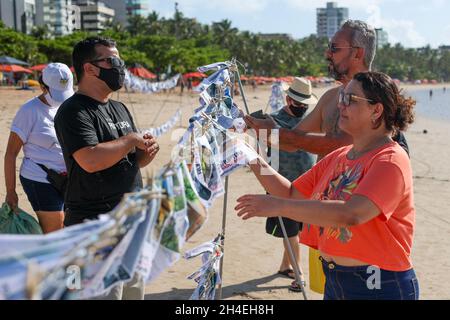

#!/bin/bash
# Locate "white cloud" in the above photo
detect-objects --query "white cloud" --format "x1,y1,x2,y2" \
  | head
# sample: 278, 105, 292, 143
283, 0, 384, 11
175, 0, 269, 15
366, 4, 427, 47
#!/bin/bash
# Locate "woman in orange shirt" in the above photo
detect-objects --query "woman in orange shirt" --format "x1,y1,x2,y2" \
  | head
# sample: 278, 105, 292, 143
236, 71, 419, 300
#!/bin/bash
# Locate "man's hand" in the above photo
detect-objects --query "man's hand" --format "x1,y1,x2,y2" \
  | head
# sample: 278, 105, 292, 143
142, 133, 159, 158
136, 133, 159, 167
243, 114, 277, 131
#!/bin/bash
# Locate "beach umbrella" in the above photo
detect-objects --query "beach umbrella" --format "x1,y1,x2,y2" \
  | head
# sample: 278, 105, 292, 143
0, 56, 29, 66
128, 63, 156, 79
30, 64, 48, 72
183, 72, 207, 79
0, 64, 32, 73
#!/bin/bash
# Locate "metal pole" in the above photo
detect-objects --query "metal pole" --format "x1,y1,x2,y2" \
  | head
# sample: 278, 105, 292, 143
235, 62, 308, 300
217, 65, 237, 300
216, 176, 229, 300
235, 65, 250, 115
278, 217, 308, 300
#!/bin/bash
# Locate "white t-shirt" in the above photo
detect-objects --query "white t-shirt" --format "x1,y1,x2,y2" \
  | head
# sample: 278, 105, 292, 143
11, 97, 66, 183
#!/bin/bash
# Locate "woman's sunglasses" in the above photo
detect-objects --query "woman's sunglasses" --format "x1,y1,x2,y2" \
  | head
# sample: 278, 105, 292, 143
339, 91, 374, 106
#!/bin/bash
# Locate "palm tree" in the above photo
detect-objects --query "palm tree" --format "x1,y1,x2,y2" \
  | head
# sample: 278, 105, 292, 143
127, 15, 147, 36
212, 19, 238, 48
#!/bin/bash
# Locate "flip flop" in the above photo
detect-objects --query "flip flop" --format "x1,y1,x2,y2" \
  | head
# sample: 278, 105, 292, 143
277, 269, 295, 279
288, 280, 307, 293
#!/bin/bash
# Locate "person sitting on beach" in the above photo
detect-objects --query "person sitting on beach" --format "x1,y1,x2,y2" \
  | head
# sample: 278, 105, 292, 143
252, 77, 316, 287
236, 71, 418, 300
4, 63, 74, 233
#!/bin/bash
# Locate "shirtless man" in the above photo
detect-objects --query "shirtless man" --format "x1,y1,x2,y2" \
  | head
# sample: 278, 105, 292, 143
244, 20, 408, 160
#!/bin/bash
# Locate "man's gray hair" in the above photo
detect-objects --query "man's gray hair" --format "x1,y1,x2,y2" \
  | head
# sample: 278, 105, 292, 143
341, 20, 377, 69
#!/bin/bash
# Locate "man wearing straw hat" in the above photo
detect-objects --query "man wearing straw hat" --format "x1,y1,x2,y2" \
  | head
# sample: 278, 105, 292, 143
255, 77, 316, 289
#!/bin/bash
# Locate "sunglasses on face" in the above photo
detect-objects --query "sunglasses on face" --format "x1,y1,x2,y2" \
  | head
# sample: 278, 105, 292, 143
291, 101, 308, 108
327, 43, 356, 54
88, 56, 125, 68
339, 91, 374, 106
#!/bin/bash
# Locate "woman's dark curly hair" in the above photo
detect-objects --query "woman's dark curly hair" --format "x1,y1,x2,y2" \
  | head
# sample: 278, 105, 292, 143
353, 71, 415, 131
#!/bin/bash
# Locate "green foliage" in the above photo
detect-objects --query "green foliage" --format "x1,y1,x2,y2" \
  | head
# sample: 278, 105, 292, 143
1, 13, 450, 80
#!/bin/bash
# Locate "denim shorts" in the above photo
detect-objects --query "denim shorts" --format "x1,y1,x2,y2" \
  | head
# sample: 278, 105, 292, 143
320, 256, 419, 300
20, 175, 64, 212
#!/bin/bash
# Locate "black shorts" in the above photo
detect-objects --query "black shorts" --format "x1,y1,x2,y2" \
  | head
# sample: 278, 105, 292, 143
266, 217, 302, 238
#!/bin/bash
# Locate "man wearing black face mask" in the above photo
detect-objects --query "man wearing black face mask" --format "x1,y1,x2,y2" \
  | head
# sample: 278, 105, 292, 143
54, 37, 159, 300
250, 77, 317, 287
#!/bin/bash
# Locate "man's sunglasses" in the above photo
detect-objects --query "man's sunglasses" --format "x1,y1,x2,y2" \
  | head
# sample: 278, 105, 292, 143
88, 56, 125, 68
328, 43, 357, 54
339, 91, 374, 106
291, 100, 308, 108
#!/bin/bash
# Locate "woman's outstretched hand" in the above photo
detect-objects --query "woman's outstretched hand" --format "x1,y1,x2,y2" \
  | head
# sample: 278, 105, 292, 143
235, 194, 279, 220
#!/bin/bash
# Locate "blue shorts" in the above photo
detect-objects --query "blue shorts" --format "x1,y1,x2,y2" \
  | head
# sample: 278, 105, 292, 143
20, 175, 64, 212
320, 256, 419, 300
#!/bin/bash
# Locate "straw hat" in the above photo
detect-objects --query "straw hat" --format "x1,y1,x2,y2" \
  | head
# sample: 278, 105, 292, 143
285, 77, 318, 105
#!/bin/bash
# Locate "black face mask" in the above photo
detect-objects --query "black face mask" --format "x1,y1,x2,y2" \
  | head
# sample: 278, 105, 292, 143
95, 64, 125, 91
289, 105, 308, 118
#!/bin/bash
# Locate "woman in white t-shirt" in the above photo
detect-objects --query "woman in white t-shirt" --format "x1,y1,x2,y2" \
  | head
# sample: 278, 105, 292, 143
4, 63, 74, 233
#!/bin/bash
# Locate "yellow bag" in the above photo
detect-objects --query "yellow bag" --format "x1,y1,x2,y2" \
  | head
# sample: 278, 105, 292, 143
308, 248, 325, 294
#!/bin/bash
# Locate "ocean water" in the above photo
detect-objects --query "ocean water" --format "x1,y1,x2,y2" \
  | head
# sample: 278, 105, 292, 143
403, 86, 450, 121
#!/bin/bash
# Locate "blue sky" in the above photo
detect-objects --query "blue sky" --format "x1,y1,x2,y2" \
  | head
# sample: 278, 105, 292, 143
146, 0, 450, 48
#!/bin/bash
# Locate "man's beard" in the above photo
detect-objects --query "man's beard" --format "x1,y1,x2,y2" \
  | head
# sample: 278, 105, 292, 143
328, 60, 348, 81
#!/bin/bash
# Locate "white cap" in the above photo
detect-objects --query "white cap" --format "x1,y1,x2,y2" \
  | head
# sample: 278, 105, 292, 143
42, 63, 74, 102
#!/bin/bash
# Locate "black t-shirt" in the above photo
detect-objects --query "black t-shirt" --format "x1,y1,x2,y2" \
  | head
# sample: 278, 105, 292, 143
54, 93, 143, 226
393, 131, 410, 157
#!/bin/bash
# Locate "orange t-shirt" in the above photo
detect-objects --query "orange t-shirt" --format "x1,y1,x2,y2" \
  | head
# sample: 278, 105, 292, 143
293, 142, 415, 271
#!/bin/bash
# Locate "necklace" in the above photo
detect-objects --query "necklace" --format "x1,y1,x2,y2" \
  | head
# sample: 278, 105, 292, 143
348, 136, 392, 160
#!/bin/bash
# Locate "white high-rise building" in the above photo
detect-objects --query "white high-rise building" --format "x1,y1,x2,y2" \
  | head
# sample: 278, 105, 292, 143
36, 0, 81, 36
0, 0, 36, 34
73, 0, 114, 32
375, 28, 389, 48
316, 2, 349, 39
101, 0, 146, 27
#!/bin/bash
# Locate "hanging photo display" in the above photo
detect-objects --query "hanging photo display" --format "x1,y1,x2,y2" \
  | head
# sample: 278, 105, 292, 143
0, 60, 257, 300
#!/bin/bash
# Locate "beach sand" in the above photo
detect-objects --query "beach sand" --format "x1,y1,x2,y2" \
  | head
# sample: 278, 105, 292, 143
0, 83, 449, 300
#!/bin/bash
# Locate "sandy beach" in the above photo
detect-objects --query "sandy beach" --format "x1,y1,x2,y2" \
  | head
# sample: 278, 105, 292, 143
0, 83, 449, 300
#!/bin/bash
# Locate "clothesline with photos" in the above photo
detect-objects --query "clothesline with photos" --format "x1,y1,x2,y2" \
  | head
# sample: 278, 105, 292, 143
0, 61, 257, 300
265, 81, 286, 113
124, 71, 180, 94
142, 109, 182, 138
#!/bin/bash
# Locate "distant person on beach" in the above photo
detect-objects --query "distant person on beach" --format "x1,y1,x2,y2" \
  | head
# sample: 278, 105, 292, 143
443, 87, 446, 93
187, 78, 193, 92
180, 77, 185, 95
252, 77, 316, 289
54, 37, 159, 300
237, 71, 418, 300
244, 19, 411, 293
429, 89, 433, 99
4, 63, 74, 233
